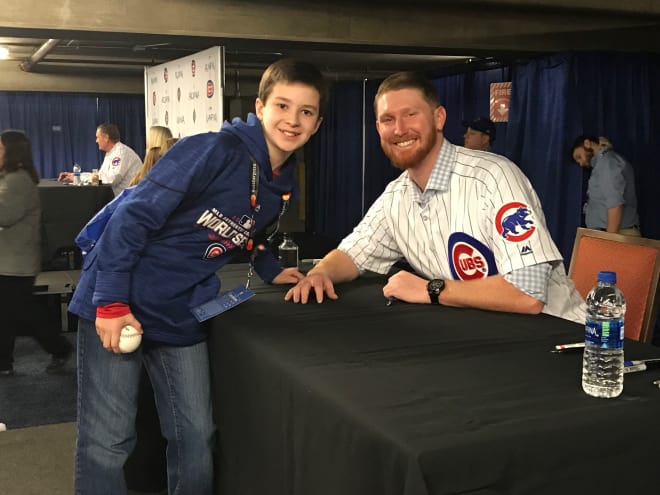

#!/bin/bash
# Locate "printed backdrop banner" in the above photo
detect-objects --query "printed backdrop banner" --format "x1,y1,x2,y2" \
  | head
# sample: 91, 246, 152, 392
144, 46, 224, 138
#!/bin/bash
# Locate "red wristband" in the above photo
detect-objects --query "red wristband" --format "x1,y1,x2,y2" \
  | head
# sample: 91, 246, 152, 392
96, 302, 131, 319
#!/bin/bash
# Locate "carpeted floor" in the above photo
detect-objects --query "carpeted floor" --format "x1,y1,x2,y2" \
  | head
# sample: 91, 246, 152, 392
0, 334, 77, 494
0, 333, 77, 430
0, 333, 166, 494
0, 421, 76, 495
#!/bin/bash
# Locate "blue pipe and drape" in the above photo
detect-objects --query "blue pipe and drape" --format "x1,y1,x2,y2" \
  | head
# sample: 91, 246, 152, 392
309, 52, 660, 262
1, 51, 659, 261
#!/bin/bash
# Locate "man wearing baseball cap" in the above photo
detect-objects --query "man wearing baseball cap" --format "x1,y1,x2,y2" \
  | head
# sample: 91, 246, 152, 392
463, 117, 496, 151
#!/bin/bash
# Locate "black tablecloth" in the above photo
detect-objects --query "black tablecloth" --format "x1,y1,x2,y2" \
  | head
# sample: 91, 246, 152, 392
208, 272, 660, 495
38, 181, 114, 269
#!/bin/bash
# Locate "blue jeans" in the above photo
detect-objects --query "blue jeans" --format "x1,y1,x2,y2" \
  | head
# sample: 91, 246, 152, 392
74, 317, 215, 494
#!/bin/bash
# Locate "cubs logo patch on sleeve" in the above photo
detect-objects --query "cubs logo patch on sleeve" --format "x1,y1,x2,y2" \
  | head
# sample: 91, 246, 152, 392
111, 156, 122, 167
495, 201, 536, 242
448, 233, 498, 280
203, 243, 227, 259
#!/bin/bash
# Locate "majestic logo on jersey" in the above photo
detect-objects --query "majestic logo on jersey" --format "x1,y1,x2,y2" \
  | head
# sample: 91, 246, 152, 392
495, 201, 536, 242
448, 233, 498, 280
111, 157, 121, 167
196, 209, 254, 259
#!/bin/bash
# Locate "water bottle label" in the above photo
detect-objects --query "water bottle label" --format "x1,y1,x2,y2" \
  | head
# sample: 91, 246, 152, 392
585, 319, 624, 348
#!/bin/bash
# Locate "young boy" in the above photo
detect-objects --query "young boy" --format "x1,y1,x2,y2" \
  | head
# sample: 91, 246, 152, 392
69, 59, 328, 494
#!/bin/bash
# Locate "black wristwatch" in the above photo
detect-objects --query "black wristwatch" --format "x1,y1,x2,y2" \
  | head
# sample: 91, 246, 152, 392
427, 279, 445, 305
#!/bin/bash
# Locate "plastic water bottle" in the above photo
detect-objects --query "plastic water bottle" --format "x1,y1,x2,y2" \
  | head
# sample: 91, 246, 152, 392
73, 163, 82, 186
581, 271, 626, 398
278, 233, 299, 269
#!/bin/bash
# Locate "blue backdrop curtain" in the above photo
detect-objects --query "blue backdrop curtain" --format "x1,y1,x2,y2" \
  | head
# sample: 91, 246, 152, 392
568, 52, 660, 241
0, 92, 145, 179
504, 54, 581, 263
505, 52, 660, 261
308, 81, 365, 242
0, 92, 97, 178
98, 94, 146, 160
310, 52, 660, 265
433, 73, 466, 149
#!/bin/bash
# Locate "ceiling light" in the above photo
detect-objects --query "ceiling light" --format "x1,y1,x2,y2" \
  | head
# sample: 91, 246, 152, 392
0, 47, 9, 59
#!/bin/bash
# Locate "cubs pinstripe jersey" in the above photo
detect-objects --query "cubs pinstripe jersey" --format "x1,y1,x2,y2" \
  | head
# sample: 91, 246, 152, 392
339, 140, 586, 323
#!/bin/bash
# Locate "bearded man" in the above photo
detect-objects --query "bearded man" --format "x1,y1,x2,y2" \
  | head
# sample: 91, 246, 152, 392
285, 71, 586, 325
571, 135, 640, 236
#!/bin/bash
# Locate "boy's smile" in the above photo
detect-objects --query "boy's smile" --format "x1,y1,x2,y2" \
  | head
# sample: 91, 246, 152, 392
255, 81, 322, 171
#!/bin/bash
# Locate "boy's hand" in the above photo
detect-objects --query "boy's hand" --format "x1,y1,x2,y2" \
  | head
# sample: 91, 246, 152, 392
272, 267, 305, 285
284, 272, 338, 304
95, 314, 143, 354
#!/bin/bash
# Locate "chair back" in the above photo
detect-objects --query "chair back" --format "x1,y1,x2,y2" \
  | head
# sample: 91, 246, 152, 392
568, 228, 660, 342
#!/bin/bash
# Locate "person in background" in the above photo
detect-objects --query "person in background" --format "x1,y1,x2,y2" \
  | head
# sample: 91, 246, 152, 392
68, 59, 328, 494
285, 71, 585, 325
145, 125, 173, 151
129, 137, 179, 187
571, 134, 640, 236
0, 130, 74, 376
463, 117, 496, 151
59, 123, 142, 195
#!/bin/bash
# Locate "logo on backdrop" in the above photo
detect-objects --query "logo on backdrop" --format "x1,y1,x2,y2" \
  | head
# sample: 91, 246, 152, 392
206, 80, 214, 98
177, 87, 181, 102
191, 59, 196, 77
165, 110, 169, 126
152, 91, 156, 106
163, 67, 168, 83
448, 233, 497, 280
495, 201, 536, 241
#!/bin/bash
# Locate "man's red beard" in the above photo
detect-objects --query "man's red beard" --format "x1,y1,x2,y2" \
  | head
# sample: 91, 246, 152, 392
381, 131, 437, 170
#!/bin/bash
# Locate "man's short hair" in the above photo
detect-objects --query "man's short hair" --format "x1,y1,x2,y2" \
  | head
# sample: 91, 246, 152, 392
258, 59, 328, 117
571, 134, 599, 153
463, 117, 496, 143
374, 71, 441, 114
97, 123, 120, 142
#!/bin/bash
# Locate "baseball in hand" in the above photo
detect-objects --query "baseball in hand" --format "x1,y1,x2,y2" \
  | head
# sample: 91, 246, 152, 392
119, 325, 142, 353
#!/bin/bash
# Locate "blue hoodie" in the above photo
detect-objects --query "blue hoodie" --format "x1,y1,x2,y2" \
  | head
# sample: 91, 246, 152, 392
68, 114, 298, 345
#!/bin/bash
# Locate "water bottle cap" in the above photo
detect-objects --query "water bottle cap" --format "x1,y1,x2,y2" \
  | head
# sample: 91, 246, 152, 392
597, 271, 616, 283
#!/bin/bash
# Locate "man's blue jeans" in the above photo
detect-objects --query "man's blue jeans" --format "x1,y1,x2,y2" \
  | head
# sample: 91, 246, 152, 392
74, 317, 215, 494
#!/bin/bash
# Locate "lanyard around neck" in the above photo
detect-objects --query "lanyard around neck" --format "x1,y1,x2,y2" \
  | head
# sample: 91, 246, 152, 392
244, 157, 291, 288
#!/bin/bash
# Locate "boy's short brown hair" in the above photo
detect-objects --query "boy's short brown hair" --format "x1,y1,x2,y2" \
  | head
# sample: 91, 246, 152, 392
258, 59, 328, 117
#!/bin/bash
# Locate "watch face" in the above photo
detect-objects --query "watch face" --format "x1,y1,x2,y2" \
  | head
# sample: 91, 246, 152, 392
428, 279, 445, 294
427, 279, 445, 304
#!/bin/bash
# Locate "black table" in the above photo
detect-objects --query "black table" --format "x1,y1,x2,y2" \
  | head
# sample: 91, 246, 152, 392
38, 180, 114, 269
208, 271, 660, 495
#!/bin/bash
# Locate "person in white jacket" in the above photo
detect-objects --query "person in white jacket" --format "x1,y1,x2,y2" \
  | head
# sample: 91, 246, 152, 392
59, 123, 142, 195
